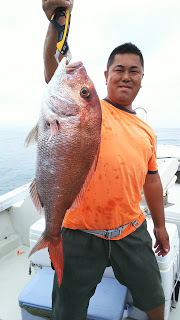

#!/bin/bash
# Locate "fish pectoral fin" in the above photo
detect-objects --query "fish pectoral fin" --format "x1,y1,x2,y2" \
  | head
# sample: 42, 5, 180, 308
68, 145, 100, 212
24, 124, 38, 147
29, 178, 44, 213
48, 117, 60, 141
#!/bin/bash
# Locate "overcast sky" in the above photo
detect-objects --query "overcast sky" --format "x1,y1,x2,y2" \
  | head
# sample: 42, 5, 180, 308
1, 0, 180, 129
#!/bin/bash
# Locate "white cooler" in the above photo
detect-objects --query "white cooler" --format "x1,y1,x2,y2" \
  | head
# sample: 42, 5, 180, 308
29, 217, 179, 320
146, 217, 179, 320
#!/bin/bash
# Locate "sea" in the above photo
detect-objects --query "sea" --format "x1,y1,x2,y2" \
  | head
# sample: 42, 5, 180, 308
0, 127, 180, 196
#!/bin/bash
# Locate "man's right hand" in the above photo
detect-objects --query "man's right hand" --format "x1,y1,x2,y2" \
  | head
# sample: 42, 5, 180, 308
42, 0, 74, 20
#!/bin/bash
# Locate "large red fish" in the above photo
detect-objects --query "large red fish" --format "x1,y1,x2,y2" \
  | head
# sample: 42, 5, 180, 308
26, 58, 102, 286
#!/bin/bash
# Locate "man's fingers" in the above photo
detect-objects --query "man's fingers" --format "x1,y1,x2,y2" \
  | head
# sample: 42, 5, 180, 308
154, 241, 170, 257
153, 226, 170, 257
42, 0, 74, 20
154, 239, 159, 249
64, 0, 73, 11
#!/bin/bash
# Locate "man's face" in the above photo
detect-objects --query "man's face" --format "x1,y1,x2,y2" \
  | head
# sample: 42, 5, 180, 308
104, 53, 144, 110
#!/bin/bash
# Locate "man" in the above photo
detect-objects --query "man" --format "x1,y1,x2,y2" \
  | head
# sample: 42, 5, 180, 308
42, 1, 170, 319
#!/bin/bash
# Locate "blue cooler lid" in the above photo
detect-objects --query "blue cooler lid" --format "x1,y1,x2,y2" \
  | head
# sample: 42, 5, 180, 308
87, 277, 127, 320
19, 268, 54, 310
19, 268, 127, 320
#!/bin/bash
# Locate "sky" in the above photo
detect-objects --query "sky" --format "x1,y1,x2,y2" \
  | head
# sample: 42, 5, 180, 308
1, 0, 180, 130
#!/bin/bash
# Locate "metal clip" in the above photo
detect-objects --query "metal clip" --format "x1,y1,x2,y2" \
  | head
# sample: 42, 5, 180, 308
132, 220, 140, 228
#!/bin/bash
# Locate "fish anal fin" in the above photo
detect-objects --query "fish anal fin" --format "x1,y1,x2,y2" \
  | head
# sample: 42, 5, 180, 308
68, 146, 100, 212
28, 232, 48, 257
24, 124, 38, 147
29, 178, 43, 214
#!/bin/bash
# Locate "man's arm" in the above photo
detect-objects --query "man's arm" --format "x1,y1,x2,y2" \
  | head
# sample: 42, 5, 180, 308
42, 0, 74, 83
143, 172, 170, 257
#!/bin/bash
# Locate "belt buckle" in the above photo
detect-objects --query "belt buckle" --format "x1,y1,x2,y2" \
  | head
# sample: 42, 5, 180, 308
104, 225, 126, 239
104, 230, 112, 239
117, 227, 123, 237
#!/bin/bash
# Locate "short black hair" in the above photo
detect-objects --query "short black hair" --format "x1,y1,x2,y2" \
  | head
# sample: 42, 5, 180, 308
107, 42, 144, 71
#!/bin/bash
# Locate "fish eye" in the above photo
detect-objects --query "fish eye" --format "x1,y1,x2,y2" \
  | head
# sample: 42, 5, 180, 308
80, 87, 91, 99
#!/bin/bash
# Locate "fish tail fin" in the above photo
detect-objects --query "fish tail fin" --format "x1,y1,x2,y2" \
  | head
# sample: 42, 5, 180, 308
28, 232, 64, 287
48, 234, 63, 287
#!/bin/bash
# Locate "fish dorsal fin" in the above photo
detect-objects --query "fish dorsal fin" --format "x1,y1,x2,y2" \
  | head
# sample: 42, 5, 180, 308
24, 124, 38, 147
67, 145, 100, 212
29, 178, 44, 213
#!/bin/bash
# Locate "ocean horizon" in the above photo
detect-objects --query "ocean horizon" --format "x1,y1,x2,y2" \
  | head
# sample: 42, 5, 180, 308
0, 126, 180, 196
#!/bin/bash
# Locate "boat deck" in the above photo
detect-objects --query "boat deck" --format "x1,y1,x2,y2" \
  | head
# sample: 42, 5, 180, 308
0, 245, 34, 320
0, 182, 180, 320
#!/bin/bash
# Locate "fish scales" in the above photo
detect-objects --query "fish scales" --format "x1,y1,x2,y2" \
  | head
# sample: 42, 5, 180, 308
26, 58, 102, 286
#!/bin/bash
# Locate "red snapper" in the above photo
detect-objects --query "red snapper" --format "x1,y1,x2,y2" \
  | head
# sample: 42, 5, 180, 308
26, 58, 102, 286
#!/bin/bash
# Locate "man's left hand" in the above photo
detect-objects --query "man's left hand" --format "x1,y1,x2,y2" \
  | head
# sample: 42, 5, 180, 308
153, 226, 170, 257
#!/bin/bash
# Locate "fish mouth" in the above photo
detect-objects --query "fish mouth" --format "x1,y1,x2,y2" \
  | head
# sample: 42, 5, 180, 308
59, 58, 87, 77
66, 61, 84, 73
58, 58, 85, 75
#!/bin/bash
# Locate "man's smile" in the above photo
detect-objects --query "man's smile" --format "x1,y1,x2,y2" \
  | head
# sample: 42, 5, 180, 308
118, 85, 132, 90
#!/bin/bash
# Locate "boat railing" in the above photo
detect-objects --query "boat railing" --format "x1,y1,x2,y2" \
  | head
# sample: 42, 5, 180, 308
0, 183, 30, 212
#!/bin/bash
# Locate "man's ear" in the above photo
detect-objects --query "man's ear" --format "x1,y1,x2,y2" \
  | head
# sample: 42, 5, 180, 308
104, 70, 108, 85
140, 73, 144, 87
